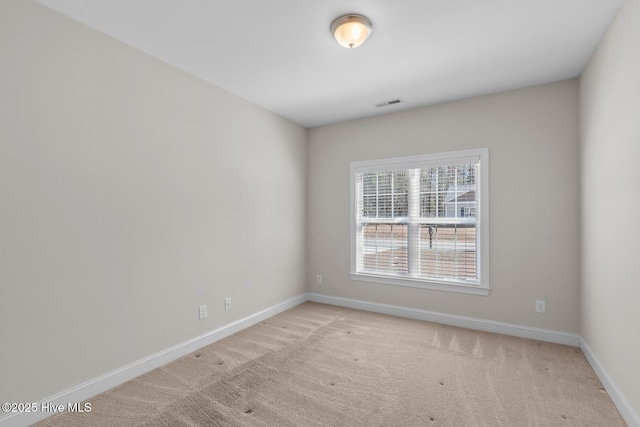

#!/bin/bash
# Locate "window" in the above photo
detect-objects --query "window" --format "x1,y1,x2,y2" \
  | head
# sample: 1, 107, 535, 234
350, 148, 489, 295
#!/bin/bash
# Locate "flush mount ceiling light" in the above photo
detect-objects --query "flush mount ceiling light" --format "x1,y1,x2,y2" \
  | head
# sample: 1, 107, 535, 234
330, 14, 373, 48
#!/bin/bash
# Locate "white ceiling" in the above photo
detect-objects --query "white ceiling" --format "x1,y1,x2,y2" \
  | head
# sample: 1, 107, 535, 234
36, 0, 622, 128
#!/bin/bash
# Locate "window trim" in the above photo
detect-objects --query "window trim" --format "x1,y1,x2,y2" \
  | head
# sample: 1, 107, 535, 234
350, 148, 490, 296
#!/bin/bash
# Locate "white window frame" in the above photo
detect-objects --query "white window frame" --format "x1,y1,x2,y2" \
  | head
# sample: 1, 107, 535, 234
350, 148, 490, 296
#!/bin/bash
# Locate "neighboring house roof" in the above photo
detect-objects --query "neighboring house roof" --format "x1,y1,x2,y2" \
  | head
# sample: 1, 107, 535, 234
444, 185, 476, 204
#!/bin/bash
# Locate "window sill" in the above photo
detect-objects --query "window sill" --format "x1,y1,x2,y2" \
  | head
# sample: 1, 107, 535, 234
350, 273, 490, 296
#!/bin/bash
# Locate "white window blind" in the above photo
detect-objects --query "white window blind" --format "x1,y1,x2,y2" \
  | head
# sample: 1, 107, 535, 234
350, 149, 489, 295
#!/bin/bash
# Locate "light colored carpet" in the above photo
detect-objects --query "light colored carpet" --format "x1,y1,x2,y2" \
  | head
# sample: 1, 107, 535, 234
35, 302, 626, 426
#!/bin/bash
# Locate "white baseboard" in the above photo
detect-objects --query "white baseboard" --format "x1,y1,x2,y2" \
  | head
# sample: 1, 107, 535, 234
4, 293, 637, 427
306, 293, 581, 347
0, 294, 307, 427
308, 293, 640, 426
580, 338, 640, 427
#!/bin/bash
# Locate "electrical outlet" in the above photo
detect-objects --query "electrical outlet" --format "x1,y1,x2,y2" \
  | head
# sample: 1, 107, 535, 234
225, 297, 231, 311
199, 305, 207, 320
535, 300, 546, 314
316, 274, 323, 285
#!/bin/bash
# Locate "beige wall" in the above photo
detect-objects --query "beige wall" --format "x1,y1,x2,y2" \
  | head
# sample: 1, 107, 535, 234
0, 0, 306, 404
580, 0, 640, 417
307, 80, 580, 333
5, 0, 636, 416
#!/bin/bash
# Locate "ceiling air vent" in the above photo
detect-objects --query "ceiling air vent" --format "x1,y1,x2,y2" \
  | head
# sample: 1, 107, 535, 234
374, 98, 403, 108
